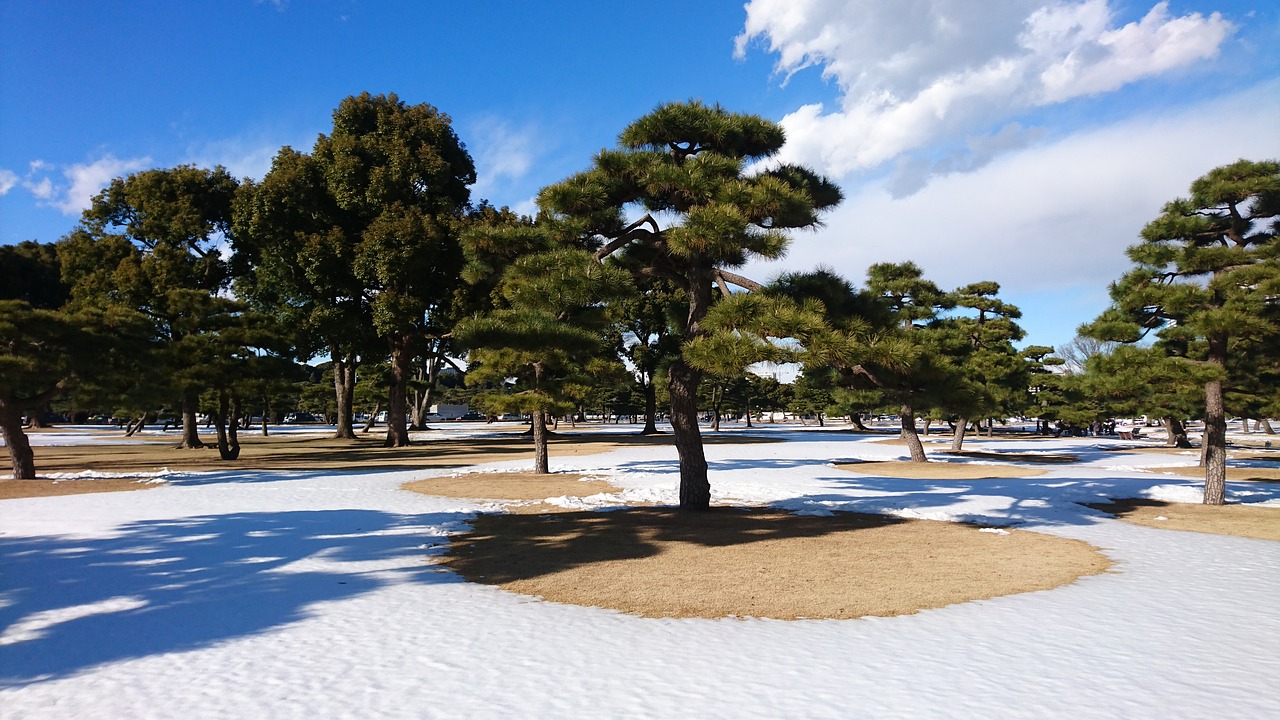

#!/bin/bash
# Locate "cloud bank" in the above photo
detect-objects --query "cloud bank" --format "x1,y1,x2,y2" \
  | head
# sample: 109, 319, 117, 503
737, 0, 1234, 179
761, 82, 1280, 299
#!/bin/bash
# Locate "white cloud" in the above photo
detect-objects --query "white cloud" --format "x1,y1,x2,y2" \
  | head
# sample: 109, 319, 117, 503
185, 136, 287, 182
753, 81, 1280, 300
737, 0, 1234, 178
24, 177, 54, 199
468, 117, 538, 198
1036, 2, 1233, 102
0, 169, 17, 195
55, 155, 152, 215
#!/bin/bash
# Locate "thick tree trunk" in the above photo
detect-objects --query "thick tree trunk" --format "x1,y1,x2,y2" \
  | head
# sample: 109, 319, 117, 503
1162, 417, 1192, 448
1262, 418, 1276, 435
669, 359, 709, 510
333, 351, 358, 440
901, 404, 927, 462
2, 405, 37, 479
922, 418, 931, 436
531, 409, 549, 474
851, 414, 868, 431
950, 415, 969, 452
1202, 336, 1228, 505
177, 392, 204, 449
384, 336, 411, 448
640, 382, 659, 434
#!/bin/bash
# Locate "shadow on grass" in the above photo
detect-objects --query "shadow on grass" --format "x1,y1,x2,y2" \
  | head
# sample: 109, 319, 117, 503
0, 509, 463, 687
440, 507, 905, 584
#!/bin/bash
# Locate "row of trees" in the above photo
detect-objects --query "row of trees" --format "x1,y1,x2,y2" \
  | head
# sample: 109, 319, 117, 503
2, 92, 1275, 507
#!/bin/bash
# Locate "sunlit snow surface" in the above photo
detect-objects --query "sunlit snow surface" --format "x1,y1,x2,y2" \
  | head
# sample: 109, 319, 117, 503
2, 424, 1278, 718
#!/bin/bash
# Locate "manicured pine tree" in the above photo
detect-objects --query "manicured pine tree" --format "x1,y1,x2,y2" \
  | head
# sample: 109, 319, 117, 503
861, 262, 964, 462
944, 282, 1025, 451
0, 301, 152, 477
456, 248, 633, 473
539, 101, 840, 509
1084, 159, 1279, 504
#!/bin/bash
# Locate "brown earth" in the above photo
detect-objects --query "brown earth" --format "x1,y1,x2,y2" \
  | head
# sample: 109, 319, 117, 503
1086, 498, 1280, 541
1155, 465, 1280, 483
0, 478, 166, 500
438, 507, 1111, 620
834, 460, 1047, 480
4, 430, 774, 499
403, 471, 623, 506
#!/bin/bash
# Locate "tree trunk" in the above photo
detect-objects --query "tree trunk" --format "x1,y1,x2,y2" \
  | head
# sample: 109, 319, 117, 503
851, 414, 868, 432
531, 408, 549, 474
921, 418, 931, 436
362, 402, 379, 433
260, 397, 270, 437
710, 385, 722, 432
901, 404, 927, 462
669, 359, 709, 510
817, 412, 824, 428
384, 336, 411, 448
125, 415, 145, 437
213, 394, 241, 461
1, 405, 37, 479
1162, 417, 1192, 448
1263, 418, 1276, 435
176, 392, 204, 449
950, 415, 969, 452
1202, 335, 1228, 505
333, 350, 358, 440
640, 381, 659, 435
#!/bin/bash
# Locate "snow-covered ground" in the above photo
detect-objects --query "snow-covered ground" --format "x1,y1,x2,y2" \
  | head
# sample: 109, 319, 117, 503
2, 425, 1279, 718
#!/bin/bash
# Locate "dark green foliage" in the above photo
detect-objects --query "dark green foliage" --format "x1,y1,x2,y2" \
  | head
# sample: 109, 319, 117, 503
0, 301, 153, 477
0, 241, 70, 309
538, 100, 840, 509
235, 92, 476, 445
1083, 158, 1280, 504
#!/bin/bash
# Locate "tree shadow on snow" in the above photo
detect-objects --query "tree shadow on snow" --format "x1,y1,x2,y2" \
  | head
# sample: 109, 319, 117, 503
0, 509, 463, 687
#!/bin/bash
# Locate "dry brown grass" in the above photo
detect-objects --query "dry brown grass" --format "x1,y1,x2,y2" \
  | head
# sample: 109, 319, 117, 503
438, 507, 1110, 620
7, 430, 775, 499
1154, 465, 1280, 483
834, 460, 1047, 480
943, 450, 1079, 464
1086, 499, 1280, 541
0, 478, 165, 500
403, 472, 622, 502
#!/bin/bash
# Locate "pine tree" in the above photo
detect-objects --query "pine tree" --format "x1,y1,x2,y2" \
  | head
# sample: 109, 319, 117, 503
539, 101, 840, 509
1085, 159, 1280, 504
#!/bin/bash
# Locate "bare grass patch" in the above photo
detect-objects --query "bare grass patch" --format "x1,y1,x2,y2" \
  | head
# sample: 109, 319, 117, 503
0, 478, 165, 500
1156, 465, 1280, 484
439, 507, 1110, 620
403, 472, 622, 502
1086, 499, 1280, 541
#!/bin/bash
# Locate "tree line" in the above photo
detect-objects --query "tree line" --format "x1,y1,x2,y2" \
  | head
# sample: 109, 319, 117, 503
2, 93, 1276, 507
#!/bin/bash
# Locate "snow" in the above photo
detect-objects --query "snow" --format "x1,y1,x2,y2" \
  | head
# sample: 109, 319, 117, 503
2, 424, 1279, 718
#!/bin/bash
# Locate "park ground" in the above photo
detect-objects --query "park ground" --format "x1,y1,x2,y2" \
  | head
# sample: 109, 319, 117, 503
2, 420, 1279, 718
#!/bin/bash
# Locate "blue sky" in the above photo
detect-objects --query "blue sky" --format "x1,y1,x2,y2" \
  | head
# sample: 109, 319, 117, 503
2, 1, 1278, 350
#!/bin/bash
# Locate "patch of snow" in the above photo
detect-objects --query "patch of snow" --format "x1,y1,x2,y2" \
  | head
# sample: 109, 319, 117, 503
1, 428, 1278, 718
